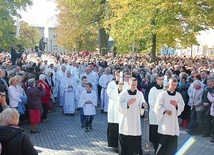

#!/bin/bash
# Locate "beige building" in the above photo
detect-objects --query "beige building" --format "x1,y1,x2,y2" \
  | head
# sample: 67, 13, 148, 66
37, 26, 66, 53
175, 29, 214, 57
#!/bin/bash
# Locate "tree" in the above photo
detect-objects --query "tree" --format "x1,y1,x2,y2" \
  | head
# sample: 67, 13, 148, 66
56, 0, 109, 55
18, 21, 40, 51
105, 0, 214, 62
0, 0, 32, 50
0, 12, 17, 50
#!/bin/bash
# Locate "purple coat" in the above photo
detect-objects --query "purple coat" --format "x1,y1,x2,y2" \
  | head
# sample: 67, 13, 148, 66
26, 87, 46, 110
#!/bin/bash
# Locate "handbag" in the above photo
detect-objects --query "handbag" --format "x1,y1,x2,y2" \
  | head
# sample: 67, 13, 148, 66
47, 99, 55, 110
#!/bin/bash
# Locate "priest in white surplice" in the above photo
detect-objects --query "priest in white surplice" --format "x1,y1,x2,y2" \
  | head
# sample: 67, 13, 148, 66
154, 78, 184, 155
80, 67, 95, 86
61, 70, 77, 115
58, 65, 67, 106
52, 66, 59, 101
107, 70, 129, 150
118, 77, 147, 155
99, 67, 114, 113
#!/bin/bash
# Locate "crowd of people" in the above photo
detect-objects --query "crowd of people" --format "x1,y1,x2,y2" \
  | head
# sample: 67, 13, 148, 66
0, 47, 214, 154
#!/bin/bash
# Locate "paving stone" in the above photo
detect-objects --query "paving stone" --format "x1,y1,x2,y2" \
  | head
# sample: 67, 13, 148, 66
21, 105, 214, 155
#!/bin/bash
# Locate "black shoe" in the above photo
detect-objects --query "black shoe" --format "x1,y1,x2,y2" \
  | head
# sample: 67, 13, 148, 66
210, 138, 214, 143
113, 147, 118, 153
30, 129, 40, 133
85, 128, 89, 132
42, 119, 47, 122
101, 109, 104, 113
81, 124, 85, 128
202, 134, 210, 137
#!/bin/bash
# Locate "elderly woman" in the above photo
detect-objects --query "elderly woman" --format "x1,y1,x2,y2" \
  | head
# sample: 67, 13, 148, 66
37, 74, 51, 122
15, 75, 29, 121
0, 108, 38, 154
15, 75, 26, 97
188, 80, 204, 134
26, 78, 46, 133
8, 77, 22, 109
45, 69, 54, 89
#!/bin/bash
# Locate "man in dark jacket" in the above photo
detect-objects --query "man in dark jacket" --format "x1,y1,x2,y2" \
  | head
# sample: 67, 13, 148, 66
10, 45, 21, 66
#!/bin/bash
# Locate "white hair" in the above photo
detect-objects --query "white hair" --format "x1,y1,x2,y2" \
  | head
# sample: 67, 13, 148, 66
133, 69, 138, 74
193, 80, 202, 87
151, 74, 157, 82
39, 74, 46, 81
66, 70, 72, 74
45, 69, 52, 75
0, 108, 20, 126
152, 68, 158, 74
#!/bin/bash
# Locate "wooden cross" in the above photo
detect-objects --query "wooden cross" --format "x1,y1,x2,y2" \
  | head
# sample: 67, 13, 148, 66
129, 41, 138, 77
129, 41, 138, 53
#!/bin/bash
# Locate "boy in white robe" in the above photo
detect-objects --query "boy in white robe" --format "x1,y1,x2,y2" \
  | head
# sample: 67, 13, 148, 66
155, 78, 185, 155
75, 76, 87, 127
118, 77, 147, 155
80, 83, 97, 132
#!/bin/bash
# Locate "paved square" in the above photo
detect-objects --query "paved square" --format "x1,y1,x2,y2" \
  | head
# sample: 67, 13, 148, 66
21, 106, 214, 155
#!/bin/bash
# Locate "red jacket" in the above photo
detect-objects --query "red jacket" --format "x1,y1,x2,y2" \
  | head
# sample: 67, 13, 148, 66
38, 80, 51, 104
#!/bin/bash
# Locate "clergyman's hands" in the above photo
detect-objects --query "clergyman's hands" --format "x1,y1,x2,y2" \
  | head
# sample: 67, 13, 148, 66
165, 109, 172, 115
142, 102, 148, 108
128, 98, 136, 106
87, 101, 92, 104
170, 100, 178, 106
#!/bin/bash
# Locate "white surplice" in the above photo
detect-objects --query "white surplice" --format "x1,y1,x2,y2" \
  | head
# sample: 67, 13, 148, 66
99, 74, 114, 112
61, 76, 77, 114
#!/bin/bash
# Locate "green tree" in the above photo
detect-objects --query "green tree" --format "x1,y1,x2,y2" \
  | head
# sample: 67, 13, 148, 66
18, 21, 40, 51
106, 0, 214, 62
56, 0, 109, 55
0, 0, 32, 50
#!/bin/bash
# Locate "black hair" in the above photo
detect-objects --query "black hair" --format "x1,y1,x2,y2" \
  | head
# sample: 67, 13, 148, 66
86, 82, 92, 88
157, 73, 164, 78
81, 76, 87, 81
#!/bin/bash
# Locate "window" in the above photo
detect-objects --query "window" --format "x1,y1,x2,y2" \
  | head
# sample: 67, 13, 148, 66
53, 45, 57, 51
53, 34, 57, 38
210, 50, 214, 55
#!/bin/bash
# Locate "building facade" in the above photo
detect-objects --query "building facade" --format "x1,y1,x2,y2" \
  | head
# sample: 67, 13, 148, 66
37, 26, 66, 53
